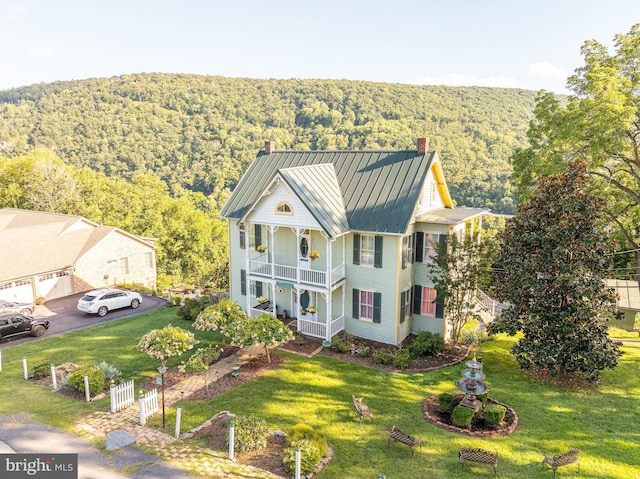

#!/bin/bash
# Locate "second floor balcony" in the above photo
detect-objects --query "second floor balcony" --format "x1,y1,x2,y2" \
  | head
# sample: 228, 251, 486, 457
248, 254, 345, 288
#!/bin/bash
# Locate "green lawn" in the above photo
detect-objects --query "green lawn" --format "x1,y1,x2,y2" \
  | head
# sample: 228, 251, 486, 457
1, 309, 639, 478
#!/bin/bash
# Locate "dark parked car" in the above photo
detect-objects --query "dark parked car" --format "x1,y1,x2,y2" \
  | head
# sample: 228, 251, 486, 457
0, 300, 35, 315
0, 313, 50, 340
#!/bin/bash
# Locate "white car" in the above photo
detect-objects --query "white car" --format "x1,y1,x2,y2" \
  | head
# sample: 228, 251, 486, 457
77, 289, 142, 317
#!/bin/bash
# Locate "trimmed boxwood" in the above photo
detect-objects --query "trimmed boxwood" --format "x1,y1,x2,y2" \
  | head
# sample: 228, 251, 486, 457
483, 404, 507, 426
452, 405, 475, 428
67, 368, 104, 396
438, 392, 455, 413
288, 423, 328, 457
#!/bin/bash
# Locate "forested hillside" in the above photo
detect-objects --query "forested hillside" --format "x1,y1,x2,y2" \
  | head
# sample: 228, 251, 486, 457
0, 74, 539, 214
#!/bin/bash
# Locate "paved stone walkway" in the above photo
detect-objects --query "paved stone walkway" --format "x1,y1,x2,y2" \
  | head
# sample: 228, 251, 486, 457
75, 344, 284, 479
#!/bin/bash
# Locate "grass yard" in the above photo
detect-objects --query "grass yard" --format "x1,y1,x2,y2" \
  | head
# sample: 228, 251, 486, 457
1, 308, 639, 478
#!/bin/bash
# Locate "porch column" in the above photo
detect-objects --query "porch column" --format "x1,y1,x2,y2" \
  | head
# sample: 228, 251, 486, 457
325, 238, 333, 341
244, 223, 251, 313
269, 225, 277, 279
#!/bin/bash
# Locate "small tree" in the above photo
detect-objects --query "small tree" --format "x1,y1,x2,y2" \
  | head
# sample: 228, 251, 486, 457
194, 302, 293, 363
489, 160, 621, 382
136, 325, 198, 369
137, 324, 198, 427
179, 345, 222, 393
427, 231, 484, 345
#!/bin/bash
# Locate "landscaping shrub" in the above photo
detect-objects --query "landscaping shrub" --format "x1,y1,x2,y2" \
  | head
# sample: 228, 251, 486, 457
91, 361, 122, 383
177, 296, 212, 321
438, 392, 455, 413
32, 362, 52, 380
330, 332, 354, 353
477, 392, 488, 406
230, 415, 268, 452
460, 329, 480, 345
287, 423, 328, 457
452, 405, 475, 428
483, 404, 507, 426
67, 368, 104, 396
372, 348, 394, 365
356, 344, 371, 357
172, 296, 183, 307
408, 331, 445, 357
284, 439, 321, 476
393, 348, 413, 369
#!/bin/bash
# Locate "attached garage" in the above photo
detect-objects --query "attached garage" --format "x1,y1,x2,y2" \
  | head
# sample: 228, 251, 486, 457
0, 279, 34, 303
0, 208, 157, 301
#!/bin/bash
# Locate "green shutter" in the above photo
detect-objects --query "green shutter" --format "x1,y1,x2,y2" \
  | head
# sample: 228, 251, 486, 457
352, 288, 360, 319
373, 292, 382, 323
256, 281, 263, 298
239, 225, 245, 249
439, 234, 448, 249
353, 234, 360, 265
240, 269, 246, 296
415, 232, 424, 262
254, 224, 262, 251
413, 285, 421, 314
374, 236, 383, 268
400, 291, 406, 323
435, 288, 444, 319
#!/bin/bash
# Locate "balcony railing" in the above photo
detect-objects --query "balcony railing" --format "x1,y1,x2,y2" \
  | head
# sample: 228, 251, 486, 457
249, 258, 345, 288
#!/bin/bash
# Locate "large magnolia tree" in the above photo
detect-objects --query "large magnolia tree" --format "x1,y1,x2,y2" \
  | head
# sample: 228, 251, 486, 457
489, 160, 621, 382
511, 23, 640, 280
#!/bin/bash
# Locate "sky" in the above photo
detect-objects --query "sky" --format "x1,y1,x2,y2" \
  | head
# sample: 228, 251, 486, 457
1, 1, 640, 94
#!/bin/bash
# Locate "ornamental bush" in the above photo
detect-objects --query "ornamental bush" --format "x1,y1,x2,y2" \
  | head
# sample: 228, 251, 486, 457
67, 368, 104, 396
438, 392, 455, 413
372, 348, 394, 365
452, 405, 475, 428
230, 415, 268, 452
330, 332, 354, 353
288, 423, 328, 458
177, 296, 212, 321
32, 362, 52, 380
408, 331, 444, 357
393, 348, 413, 369
483, 404, 507, 426
284, 439, 321, 476
91, 361, 122, 383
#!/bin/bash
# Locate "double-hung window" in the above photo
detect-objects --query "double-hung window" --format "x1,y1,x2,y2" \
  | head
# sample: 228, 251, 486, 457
352, 288, 381, 323
413, 285, 443, 318
353, 234, 383, 268
360, 235, 375, 266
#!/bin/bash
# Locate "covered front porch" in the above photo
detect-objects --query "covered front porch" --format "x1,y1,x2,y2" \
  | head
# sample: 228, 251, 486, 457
247, 280, 346, 341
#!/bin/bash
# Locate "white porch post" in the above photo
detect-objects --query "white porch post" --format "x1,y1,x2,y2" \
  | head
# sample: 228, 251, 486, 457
244, 223, 251, 313
269, 225, 277, 279
326, 237, 333, 341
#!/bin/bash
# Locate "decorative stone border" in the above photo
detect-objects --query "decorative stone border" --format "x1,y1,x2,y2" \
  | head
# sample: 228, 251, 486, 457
181, 410, 334, 478
423, 395, 518, 437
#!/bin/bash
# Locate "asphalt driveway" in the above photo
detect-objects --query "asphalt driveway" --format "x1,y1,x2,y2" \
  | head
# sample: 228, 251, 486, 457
0, 292, 166, 349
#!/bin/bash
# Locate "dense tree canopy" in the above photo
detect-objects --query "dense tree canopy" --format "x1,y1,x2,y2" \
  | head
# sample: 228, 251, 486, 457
511, 23, 640, 278
489, 160, 621, 382
0, 76, 539, 214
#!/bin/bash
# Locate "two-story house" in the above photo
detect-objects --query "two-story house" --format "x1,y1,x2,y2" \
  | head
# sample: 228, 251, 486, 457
219, 138, 488, 346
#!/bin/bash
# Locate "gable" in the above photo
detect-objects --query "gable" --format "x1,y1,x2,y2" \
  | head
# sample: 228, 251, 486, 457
245, 180, 323, 231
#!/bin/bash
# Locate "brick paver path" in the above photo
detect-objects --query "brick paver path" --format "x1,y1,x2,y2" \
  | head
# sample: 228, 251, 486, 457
75, 344, 284, 478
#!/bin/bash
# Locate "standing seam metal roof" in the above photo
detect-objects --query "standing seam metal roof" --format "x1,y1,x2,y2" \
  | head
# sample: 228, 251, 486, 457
220, 149, 436, 235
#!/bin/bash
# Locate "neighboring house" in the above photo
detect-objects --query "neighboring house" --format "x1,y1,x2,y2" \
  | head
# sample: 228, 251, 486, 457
219, 139, 488, 346
0, 208, 157, 303
605, 279, 640, 331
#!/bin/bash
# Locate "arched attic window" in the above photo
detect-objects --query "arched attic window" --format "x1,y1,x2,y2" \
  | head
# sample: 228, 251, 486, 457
275, 202, 293, 215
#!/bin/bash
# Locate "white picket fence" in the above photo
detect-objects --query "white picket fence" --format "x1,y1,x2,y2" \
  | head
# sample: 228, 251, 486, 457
139, 389, 159, 426
110, 380, 135, 413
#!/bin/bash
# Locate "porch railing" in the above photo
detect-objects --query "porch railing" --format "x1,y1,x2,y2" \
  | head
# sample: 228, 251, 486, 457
298, 314, 345, 340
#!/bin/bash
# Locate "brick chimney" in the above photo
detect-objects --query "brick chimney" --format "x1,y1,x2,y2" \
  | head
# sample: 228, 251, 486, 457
417, 137, 430, 153
264, 140, 275, 154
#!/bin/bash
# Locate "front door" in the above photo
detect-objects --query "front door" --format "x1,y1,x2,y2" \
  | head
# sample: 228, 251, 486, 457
299, 232, 311, 270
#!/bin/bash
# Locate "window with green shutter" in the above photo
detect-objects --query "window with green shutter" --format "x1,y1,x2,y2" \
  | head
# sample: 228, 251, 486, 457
240, 269, 246, 296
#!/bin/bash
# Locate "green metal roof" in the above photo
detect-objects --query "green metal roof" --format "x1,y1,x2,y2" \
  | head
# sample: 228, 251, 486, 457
220, 148, 438, 235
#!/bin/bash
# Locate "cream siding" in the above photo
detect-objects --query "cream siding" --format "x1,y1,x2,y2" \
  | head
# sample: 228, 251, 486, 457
246, 182, 321, 231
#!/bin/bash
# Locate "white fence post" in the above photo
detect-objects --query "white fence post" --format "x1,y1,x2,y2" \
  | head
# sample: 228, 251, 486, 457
84, 374, 90, 402
229, 423, 235, 462
139, 392, 146, 425
22, 357, 28, 380
0, 350, 3, 371
175, 405, 182, 438
295, 446, 301, 479
50, 364, 57, 390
